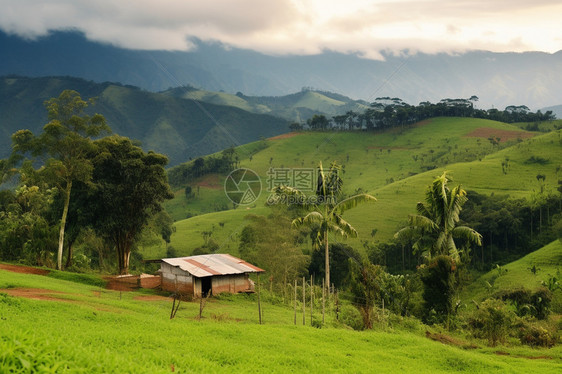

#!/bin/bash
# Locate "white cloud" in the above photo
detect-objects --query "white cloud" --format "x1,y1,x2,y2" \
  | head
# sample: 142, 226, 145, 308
0, 0, 560, 56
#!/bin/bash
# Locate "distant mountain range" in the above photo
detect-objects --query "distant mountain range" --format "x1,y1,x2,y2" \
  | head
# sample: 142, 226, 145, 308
0, 76, 289, 166
542, 105, 562, 119
1, 31, 561, 110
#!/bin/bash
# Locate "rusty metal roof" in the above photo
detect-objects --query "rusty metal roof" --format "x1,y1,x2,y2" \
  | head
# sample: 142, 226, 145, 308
161, 254, 264, 278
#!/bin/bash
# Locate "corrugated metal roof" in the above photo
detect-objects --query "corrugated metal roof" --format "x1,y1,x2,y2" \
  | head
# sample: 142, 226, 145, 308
161, 254, 265, 278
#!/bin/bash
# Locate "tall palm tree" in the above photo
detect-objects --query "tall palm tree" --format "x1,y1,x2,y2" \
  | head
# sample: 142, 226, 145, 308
395, 172, 481, 263
272, 161, 376, 289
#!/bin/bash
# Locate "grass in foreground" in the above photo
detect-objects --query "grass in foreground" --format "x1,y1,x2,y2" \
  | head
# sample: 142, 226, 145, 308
1, 268, 561, 373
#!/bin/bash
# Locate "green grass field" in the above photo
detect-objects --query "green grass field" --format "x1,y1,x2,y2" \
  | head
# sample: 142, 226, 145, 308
157, 118, 562, 258
1, 267, 561, 373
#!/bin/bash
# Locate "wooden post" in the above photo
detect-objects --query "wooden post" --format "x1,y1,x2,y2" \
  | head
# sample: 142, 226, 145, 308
335, 289, 339, 321
322, 278, 325, 324
171, 293, 182, 319
294, 279, 297, 325
257, 273, 262, 325
302, 276, 305, 325
310, 274, 313, 325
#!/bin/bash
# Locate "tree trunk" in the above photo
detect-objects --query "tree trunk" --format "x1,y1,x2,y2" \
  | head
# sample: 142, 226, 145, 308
65, 238, 75, 269
324, 230, 330, 295
57, 181, 72, 270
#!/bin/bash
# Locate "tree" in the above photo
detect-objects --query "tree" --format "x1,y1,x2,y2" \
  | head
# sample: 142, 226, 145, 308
349, 261, 384, 329
11, 90, 110, 270
307, 115, 329, 130
271, 161, 376, 290
88, 135, 173, 274
420, 255, 456, 324
239, 211, 309, 294
395, 172, 482, 263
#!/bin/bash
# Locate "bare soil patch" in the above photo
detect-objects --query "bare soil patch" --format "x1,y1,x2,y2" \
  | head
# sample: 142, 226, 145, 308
268, 132, 301, 141
134, 295, 170, 301
194, 174, 221, 190
425, 331, 478, 349
413, 119, 433, 127
495, 351, 552, 360
464, 127, 534, 142
0, 287, 71, 302
0, 263, 49, 275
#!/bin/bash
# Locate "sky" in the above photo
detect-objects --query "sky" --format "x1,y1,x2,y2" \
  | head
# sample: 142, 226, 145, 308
1, 0, 561, 59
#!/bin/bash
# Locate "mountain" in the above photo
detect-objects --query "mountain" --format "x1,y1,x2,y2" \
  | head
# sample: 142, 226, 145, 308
161, 86, 370, 122
0, 76, 288, 165
542, 104, 562, 119
1, 31, 561, 110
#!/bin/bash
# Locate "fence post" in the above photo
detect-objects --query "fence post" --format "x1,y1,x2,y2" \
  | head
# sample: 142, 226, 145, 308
294, 279, 297, 325
302, 276, 305, 325
257, 273, 262, 325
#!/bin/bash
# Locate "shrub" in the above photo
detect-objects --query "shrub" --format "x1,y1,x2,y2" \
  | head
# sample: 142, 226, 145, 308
495, 287, 552, 320
518, 322, 558, 348
340, 304, 364, 331
420, 255, 455, 324
469, 298, 514, 346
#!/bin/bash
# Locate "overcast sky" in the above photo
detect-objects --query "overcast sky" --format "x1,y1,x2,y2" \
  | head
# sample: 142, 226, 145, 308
1, 0, 561, 58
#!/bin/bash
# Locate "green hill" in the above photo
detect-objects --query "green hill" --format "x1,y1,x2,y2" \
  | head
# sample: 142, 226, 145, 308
156, 117, 561, 258
0, 76, 289, 165
162, 86, 370, 122
461, 240, 562, 310
1, 266, 561, 372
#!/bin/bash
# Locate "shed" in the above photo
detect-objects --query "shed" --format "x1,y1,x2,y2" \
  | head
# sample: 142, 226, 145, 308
160, 254, 264, 298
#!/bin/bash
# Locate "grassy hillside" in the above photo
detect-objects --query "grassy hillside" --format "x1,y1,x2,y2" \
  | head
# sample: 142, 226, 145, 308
162, 86, 370, 122
0, 76, 288, 165
160, 118, 561, 258
461, 240, 562, 310
1, 267, 561, 372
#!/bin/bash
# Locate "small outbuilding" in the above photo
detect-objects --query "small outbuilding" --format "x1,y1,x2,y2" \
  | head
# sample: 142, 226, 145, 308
160, 254, 264, 298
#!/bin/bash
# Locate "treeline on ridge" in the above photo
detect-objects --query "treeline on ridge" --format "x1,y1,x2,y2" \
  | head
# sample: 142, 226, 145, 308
292, 97, 557, 131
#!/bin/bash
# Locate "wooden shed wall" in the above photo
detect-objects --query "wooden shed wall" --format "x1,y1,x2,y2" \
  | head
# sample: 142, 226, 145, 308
160, 262, 194, 295
211, 274, 253, 295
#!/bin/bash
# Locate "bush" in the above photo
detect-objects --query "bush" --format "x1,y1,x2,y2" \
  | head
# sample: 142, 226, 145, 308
420, 255, 455, 324
518, 322, 558, 348
496, 287, 552, 320
340, 304, 364, 331
469, 298, 514, 346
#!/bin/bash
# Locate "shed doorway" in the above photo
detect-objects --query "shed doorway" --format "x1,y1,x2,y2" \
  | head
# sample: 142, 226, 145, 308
201, 277, 212, 297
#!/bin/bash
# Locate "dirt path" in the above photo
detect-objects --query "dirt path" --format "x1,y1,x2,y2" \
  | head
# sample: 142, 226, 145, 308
268, 132, 301, 141
0, 263, 50, 275
0, 287, 71, 302
134, 295, 170, 301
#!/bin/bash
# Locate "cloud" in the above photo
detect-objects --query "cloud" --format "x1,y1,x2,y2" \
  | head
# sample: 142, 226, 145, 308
0, 0, 560, 56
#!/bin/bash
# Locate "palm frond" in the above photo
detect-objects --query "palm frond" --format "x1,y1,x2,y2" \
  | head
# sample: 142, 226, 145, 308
331, 215, 358, 238
408, 214, 438, 232
452, 226, 483, 246
447, 236, 460, 263
292, 211, 324, 228
334, 193, 376, 214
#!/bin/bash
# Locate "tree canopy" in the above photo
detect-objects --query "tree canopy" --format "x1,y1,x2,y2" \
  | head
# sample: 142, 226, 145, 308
10, 90, 110, 270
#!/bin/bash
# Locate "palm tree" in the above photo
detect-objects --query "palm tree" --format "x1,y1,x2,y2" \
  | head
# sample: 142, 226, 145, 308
395, 172, 481, 263
272, 161, 376, 289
